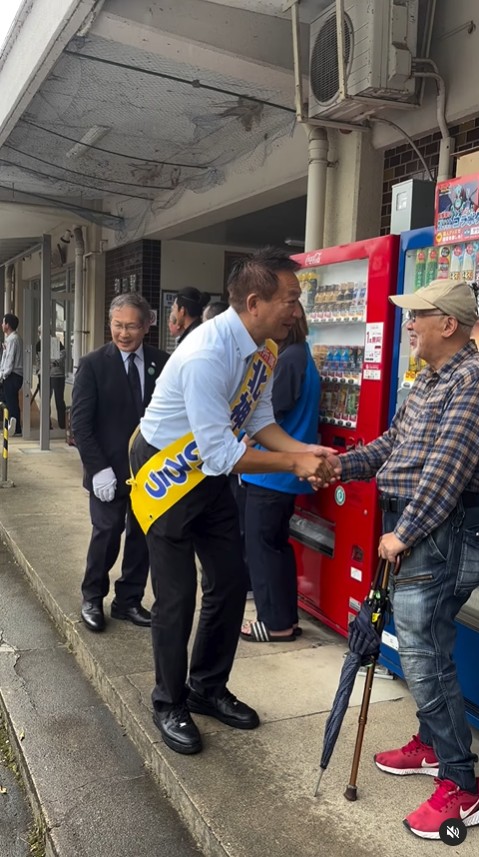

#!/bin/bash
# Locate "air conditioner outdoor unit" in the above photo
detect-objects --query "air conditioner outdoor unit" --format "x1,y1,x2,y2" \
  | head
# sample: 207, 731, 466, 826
309, 0, 419, 124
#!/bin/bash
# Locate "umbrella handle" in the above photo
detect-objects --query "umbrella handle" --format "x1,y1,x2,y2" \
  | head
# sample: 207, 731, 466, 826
343, 657, 377, 801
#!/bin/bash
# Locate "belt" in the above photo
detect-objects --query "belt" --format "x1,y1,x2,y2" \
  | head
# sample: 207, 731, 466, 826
379, 492, 479, 513
378, 495, 412, 513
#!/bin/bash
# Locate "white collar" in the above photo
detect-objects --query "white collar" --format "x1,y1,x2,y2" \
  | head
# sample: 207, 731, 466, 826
120, 345, 144, 363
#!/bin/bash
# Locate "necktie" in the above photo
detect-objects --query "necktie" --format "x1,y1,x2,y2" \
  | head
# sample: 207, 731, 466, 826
127, 353, 143, 416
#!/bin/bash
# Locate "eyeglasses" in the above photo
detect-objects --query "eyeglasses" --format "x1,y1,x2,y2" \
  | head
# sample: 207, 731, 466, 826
404, 310, 446, 324
111, 322, 143, 332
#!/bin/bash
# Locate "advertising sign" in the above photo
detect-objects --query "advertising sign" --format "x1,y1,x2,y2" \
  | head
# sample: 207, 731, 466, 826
435, 173, 479, 245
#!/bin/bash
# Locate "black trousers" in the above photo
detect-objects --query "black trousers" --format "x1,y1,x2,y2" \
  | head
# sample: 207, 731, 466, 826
228, 474, 251, 590
244, 483, 298, 631
130, 432, 247, 710
82, 493, 149, 606
3, 372, 22, 431
50, 377, 66, 429
37, 376, 66, 429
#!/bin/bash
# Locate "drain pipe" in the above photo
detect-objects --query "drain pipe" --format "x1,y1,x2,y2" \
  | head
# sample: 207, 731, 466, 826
413, 58, 453, 181
73, 226, 85, 373
304, 127, 329, 252
290, 0, 329, 251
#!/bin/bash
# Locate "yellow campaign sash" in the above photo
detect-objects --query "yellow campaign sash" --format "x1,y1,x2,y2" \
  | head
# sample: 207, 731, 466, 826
128, 339, 277, 533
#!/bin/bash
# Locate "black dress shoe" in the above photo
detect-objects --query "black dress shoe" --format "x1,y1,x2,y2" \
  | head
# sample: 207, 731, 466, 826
110, 603, 151, 627
187, 688, 260, 730
81, 600, 105, 632
152, 705, 202, 755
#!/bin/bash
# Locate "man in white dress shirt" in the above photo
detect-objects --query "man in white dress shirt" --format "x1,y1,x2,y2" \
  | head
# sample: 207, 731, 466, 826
0, 313, 23, 435
130, 247, 338, 755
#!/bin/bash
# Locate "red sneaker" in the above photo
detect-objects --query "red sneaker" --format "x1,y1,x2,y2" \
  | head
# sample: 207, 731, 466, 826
374, 734, 439, 776
404, 777, 479, 839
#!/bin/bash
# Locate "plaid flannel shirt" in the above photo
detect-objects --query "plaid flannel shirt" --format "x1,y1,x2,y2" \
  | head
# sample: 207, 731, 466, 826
340, 339, 479, 547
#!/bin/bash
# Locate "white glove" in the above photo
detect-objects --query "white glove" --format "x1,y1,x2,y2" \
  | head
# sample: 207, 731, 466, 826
92, 467, 117, 502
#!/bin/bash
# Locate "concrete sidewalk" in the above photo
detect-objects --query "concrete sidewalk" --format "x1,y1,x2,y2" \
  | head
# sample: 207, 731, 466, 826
1, 437, 478, 857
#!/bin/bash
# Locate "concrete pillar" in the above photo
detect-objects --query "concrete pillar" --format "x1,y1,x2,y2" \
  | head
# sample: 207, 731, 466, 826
39, 235, 51, 450
323, 129, 385, 248
5, 265, 14, 313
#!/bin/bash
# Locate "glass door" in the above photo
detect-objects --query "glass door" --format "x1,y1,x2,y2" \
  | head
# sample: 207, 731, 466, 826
50, 268, 74, 378
28, 267, 74, 436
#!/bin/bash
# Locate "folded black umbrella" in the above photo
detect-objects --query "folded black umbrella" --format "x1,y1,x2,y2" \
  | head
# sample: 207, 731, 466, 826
315, 559, 393, 797
348, 601, 382, 663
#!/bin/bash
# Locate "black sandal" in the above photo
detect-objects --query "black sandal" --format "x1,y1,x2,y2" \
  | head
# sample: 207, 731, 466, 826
240, 621, 296, 643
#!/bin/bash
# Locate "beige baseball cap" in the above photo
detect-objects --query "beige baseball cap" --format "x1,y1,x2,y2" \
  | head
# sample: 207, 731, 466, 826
390, 278, 478, 326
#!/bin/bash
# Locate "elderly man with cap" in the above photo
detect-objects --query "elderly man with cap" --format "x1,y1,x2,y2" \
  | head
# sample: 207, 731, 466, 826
328, 278, 479, 839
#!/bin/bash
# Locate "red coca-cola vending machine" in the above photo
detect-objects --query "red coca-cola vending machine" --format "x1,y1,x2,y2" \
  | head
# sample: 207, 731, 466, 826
290, 235, 399, 636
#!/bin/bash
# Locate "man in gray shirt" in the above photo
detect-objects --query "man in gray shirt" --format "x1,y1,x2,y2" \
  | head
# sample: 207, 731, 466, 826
0, 313, 23, 435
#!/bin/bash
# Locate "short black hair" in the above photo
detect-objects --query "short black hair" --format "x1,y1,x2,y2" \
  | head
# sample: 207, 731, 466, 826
176, 287, 211, 319
202, 300, 229, 320
227, 247, 300, 312
3, 313, 19, 331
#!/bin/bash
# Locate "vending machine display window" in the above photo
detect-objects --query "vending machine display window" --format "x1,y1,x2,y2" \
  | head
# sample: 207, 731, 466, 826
393, 233, 479, 411
299, 260, 368, 430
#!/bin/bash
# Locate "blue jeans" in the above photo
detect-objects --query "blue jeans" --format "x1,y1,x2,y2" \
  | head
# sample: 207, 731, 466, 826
384, 501, 479, 792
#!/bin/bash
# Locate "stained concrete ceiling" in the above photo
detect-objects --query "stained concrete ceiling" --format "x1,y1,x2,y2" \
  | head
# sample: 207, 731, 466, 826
0, 0, 327, 260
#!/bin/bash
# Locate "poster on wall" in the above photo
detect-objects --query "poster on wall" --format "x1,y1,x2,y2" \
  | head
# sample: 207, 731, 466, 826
160, 290, 226, 353
434, 173, 479, 245
161, 290, 178, 354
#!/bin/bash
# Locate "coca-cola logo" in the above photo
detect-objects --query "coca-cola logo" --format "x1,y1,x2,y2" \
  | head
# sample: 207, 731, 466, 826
305, 252, 322, 265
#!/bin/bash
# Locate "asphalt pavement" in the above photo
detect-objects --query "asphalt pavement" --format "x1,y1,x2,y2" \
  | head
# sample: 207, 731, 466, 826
0, 537, 202, 857
0, 720, 33, 857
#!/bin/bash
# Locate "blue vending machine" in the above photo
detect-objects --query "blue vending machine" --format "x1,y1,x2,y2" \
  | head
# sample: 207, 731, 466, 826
379, 225, 479, 730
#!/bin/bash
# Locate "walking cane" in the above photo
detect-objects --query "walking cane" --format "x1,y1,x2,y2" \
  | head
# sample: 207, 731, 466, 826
344, 558, 394, 801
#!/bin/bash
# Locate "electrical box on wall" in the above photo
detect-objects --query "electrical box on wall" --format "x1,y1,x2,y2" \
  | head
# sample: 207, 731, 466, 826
390, 179, 436, 234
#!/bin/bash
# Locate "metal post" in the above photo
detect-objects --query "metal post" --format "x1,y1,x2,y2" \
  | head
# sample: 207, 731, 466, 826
1, 403, 15, 488
40, 235, 51, 451
0, 266, 4, 321
73, 226, 85, 374
336, 0, 347, 102
22, 283, 32, 440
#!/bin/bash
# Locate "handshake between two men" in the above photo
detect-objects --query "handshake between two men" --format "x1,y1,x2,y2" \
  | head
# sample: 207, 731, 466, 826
235, 425, 342, 489
295, 445, 341, 490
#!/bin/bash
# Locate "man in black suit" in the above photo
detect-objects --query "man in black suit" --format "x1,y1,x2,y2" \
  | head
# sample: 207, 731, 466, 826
71, 293, 169, 632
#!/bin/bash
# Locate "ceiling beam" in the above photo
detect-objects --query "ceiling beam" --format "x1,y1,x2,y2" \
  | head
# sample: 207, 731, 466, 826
90, 11, 297, 101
